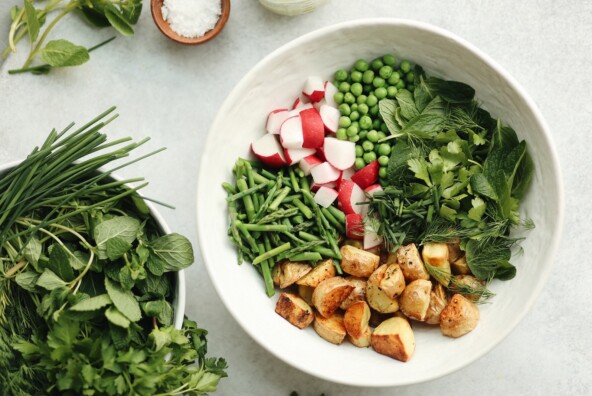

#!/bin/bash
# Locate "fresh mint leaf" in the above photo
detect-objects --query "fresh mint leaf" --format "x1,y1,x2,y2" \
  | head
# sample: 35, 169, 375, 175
23, 0, 40, 43
69, 250, 89, 271
424, 76, 475, 103
48, 244, 74, 282
41, 39, 90, 67
105, 277, 141, 322
378, 99, 402, 136
94, 216, 140, 260
36, 268, 67, 290
149, 233, 194, 272
401, 113, 445, 139
104, 6, 134, 36
146, 254, 165, 276
470, 173, 499, 201
106, 237, 132, 260
395, 89, 419, 120
121, 0, 143, 24
23, 236, 42, 267
512, 150, 534, 200
105, 306, 130, 328
70, 294, 112, 312
422, 96, 447, 116
15, 270, 40, 292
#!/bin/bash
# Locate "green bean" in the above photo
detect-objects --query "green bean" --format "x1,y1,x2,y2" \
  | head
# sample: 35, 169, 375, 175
327, 206, 346, 224
252, 242, 291, 265
292, 198, 313, 219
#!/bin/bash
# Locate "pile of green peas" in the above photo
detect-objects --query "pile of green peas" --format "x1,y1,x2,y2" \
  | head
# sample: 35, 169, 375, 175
332, 54, 415, 180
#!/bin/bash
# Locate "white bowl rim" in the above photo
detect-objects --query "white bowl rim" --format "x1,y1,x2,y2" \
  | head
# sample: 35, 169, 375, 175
197, 18, 565, 387
0, 160, 186, 330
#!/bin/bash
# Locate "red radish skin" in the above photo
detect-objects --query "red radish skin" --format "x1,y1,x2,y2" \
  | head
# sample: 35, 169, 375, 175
292, 94, 310, 109
324, 137, 356, 170
345, 213, 364, 240
302, 76, 325, 103
280, 116, 304, 149
289, 102, 313, 115
311, 162, 341, 184
311, 181, 337, 192
337, 179, 368, 215
319, 104, 340, 133
313, 186, 339, 208
351, 160, 380, 189
284, 148, 316, 165
324, 81, 339, 108
364, 184, 383, 196
299, 155, 323, 176
336, 167, 355, 190
266, 109, 290, 134
300, 108, 325, 149
316, 146, 327, 162
251, 134, 287, 168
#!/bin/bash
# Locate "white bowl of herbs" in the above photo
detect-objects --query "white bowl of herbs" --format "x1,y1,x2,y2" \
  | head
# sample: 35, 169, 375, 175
197, 19, 563, 386
0, 108, 227, 395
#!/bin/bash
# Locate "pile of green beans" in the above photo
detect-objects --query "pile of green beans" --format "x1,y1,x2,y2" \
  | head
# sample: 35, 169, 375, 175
223, 159, 346, 297
332, 53, 416, 180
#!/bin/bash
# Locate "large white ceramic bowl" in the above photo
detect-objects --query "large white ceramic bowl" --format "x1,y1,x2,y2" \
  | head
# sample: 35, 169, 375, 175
197, 19, 563, 387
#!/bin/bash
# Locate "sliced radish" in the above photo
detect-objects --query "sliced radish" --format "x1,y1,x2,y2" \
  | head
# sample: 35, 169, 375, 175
302, 76, 325, 103
289, 102, 314, 115
336, 167, 355, 190
324, 81, 339, 108
300, 108, 325, 149
284, 148, 316, 165
313, 186, 338, 208
280, 116, 304, 149
345, 213, 364, 240
364, 184, 383, 196
337, 179, 368, 215
313, 98, 326, 110
251, 134, 287, 168
311, 162, 341, 184
311, 181, 337, 192
364, 228, 383, 250
351, 160, 380, 189
319, 104, 340, 133
324, 137, 356, 170
316, 146, 327, 162
299, 155, 322, 176
292, 94, 310, 109
266, 109, 290, 134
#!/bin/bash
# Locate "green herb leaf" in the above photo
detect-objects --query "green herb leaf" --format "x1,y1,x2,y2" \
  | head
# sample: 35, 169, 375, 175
41, 39, 90, 67
70, 294, 112, 312
395, 89, 419, 120
468, 197, 486, 221
120, 0, 143, 24
106, 237, 132, 260
105, 277, 141, 322
378, 99, 402, 135
401, 113, 446, 139
48, 244, 75, 282
23, 0, 40, 43
15, 270, 40, 292
105, 305, 131, 328
36, 268, 67, 290
149, 233, 194, 272
104, 6, 134, 36
94, 216, 140, 260
23, 237, 42, 267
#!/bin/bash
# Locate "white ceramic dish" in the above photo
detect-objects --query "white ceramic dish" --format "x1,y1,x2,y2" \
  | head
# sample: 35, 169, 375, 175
0, 161, 186, 330
197, 19, 563, 387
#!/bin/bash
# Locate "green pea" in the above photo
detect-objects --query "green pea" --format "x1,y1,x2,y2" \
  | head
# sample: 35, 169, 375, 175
349, 111, 360, 121
375, 87, 387, 99
383, 54, 396, 66
366, 130, 379, 142
355, 59, 369, 72
338, 116, 351, 128
336, 128, 347, 140
358, 103, 369, 115
357, 94, 367, 105
346, 124, 359, 136
371, 58, 384, 71
335, 69, 348, 82
351, 121, 359, 128
362, 140, 374, 152
358, 130, 368, 140
378, 155, 389, 166
339, 81, 351, 93
366, 94, 378, 107
338, 103, 351, 116
406, 72, 415, 83
362, 70, 375, 84
359, 115, 372, 130
378, 143, 391, 156
351, 70, 363, 83
333, 92, 344, 105
400, 60, 412, 73
355, 158, 366, 170
377, 131, 387, 140
355, 145, 364, 157
349, 135, 360, 143
344, 92, 356, 104
378, 167, 387, 178
395, 80, 406, 89
351, 82, 363, 97
363, 152, 377, 163
370, 105, 379, 116
379, 65, 393, 79
380, 123, 389, 133
372, 119, 381, 130
387, 72, 401, 85
350, 103, 358, 112
385, 87, 396, 99
373, 77, 386, 88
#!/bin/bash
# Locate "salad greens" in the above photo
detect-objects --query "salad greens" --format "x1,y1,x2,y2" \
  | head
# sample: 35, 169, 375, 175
0, 108, 227, 395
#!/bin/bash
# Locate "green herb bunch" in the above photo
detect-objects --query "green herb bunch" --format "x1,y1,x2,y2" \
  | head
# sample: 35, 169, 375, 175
0, 108, 227, 395
369, 65, 534, 281
4, 0, 142, 75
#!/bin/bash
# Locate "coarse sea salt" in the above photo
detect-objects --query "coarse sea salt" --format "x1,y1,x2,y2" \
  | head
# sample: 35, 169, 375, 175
162, 0, 222, 39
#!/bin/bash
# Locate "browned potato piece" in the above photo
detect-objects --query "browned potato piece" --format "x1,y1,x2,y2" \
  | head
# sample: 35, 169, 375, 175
340, 245, 380, 277
313, 312, 346, 345
366, 266, 399, 313
369, 309, 392, 328
379, 264, 405, 298
344, 301, 372, 347
312, 277, 354, 318
371, 317, 415, 362
452, 275, 486, 302
297, 284, 314, 306
447, 238, 462, 263
425, 284, 447, 325
275, 293, 314, 329
451, 256, 471, 275
273, 261, 312, 289
396, 243, 429, 282
422, 242, 451, 286
399, 279, 432, 321
339, 277, 366, 310
440, 293, 480, 338
296, 259, 335, 287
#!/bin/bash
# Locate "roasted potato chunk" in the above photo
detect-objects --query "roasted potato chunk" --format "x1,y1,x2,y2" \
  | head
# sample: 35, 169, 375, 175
275, 293, 314, 329
366, 266, 399, 314
297, 284, 314, 306
422, 242, 451, 286
399, 279, 432, 321
425, 284, 447, 325
451, 255, 471, 275
273, 261, 312, 289
312, 277, 354, 318
344, 301, 372, 347
340, 245, 380, 277
451, 275, 486, 303
371, 317, 415, 362
447, 238, 462, 263
296, 258, 335, 287
396, 243, 429, 282
339, 276, 366, 310
378, 264, 405, 298
313, 312, 346, 345
440, 293, 480, 338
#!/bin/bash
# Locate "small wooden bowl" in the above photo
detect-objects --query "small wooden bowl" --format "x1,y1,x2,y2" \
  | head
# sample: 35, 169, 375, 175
151, 0, 230, 45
